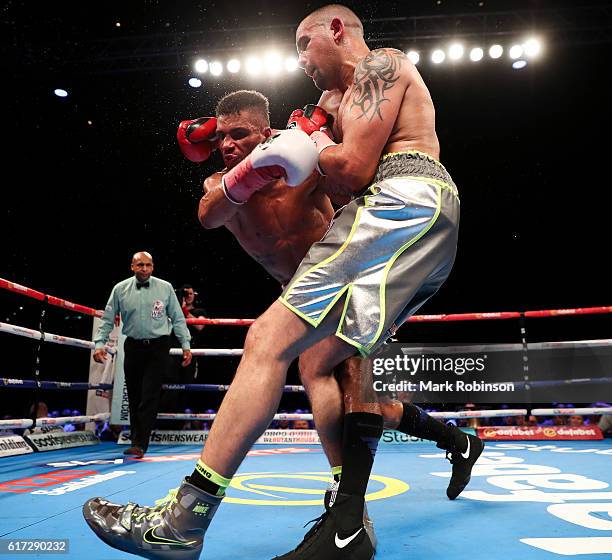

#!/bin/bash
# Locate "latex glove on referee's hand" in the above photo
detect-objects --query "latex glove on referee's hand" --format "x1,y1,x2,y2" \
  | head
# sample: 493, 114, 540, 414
181, 349, 193, 367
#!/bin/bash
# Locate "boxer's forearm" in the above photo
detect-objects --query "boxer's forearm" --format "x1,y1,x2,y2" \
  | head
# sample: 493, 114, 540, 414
318, 144, 377, 193
198, 187, 240, 229
318, 175, 353, 206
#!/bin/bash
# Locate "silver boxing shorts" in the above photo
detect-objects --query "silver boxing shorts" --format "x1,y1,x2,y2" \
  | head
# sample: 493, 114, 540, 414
280, 151, 460, 356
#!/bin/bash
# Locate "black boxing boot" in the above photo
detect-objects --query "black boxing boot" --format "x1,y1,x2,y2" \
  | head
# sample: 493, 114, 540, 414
272, 489, 374, 560
438, 423, 485, 500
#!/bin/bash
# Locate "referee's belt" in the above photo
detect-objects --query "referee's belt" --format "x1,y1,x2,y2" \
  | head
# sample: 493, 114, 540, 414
127, 335, 169, 346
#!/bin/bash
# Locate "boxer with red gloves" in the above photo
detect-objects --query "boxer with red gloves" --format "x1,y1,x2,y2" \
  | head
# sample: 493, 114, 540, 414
197, 90, 336, 281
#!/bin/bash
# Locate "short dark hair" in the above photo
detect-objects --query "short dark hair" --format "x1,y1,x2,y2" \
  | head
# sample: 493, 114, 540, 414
216, 90, 270, 126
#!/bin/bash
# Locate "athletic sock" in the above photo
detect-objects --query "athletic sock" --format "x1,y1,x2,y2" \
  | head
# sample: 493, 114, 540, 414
335, 412, 383, 530
338, 413, 383, 497
397, 403, 465, 451
188, 459, 231, 497
331, 465, 342, 482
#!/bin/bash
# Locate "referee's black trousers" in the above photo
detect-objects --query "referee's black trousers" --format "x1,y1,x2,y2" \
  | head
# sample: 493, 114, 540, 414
123, 335, 171, 452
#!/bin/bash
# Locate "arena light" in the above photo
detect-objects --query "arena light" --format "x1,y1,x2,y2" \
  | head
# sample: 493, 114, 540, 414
431, 49, 445, 64
469, 47, 484, 62
227, 59, 241, 73
489, 44, 503, 59
264, 52, 282, 75
54, 88, 68, 98
448, 43, 464, 61
194, 59, 208, 73
209, 61, 223, 76
188, 77, 202, 88
524, 38, 542, 58
512, 60, 528, 70
406, 50, 420, 65
509, 44, 524, 60
246, 56, 263, 76
284, 56, 299, 72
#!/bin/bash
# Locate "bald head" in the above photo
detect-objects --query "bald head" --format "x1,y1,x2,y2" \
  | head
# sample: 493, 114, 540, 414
132, 251, 153, 264
131, 251, 154, 282
296, 4, 368, 91
299, 4, 363, 37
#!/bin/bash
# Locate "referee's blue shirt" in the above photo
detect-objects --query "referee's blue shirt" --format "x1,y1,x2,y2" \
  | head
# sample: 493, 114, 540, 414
94, 276, 191, 350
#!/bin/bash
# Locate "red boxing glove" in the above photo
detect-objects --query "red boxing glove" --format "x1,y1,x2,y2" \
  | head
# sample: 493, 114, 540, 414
177, 117, 219, 163
286, 104, 334, 139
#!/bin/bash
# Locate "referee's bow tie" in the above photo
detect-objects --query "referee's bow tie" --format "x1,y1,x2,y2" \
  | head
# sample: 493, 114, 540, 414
136, 281, 150, 289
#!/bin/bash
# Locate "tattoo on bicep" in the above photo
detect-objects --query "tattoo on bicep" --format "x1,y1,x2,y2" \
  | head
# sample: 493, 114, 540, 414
351, 49, 403, 121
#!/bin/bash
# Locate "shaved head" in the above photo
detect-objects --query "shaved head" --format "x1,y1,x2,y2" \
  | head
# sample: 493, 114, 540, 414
300, 4, 363, 36
296, 3, 368, 91
131, 251, 154, 282
132, 251, 153, 264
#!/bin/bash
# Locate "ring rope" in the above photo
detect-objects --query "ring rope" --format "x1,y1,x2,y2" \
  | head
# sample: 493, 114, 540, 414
0, 321, 116, 354
5, 375, 610, 393
532, 407, 612, 416
2, 277, 612, 325
4, 407, 610, 432
0, 277, 103, 317
0, 412, 110, 430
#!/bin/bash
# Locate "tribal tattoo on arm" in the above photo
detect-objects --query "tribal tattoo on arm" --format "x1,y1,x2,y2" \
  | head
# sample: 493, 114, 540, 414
351, 49, 404, 121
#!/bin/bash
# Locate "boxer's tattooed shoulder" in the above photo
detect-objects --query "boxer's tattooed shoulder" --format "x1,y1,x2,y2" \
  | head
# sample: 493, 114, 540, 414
351, 48, 404, 121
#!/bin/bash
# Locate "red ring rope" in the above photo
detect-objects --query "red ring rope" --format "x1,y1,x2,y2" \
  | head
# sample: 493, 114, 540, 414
2, 277, 611, 325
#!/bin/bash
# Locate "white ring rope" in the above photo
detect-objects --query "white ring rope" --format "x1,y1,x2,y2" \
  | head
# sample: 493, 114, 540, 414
0, 321, 116, 354
531, 407, 612, 416
169, 348, 244, 357
0, 412, 110, 430
155, 409, 531, 422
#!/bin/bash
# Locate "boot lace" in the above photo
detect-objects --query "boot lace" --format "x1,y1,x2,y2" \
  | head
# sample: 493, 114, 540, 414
132, 488, 179, 522
292, 511, 329, 551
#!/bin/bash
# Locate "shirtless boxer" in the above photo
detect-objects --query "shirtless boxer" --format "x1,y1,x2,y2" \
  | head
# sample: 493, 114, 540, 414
83, 5, 479, 559
192, 91, 479, 551
192, 89, 478, 500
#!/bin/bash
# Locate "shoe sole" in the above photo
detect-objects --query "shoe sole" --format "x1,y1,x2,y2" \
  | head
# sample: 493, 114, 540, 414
82, 509, 199, 560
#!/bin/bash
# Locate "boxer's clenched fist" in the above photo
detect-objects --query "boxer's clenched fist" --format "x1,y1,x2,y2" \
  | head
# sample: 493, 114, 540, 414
286, 104, 334, 138
177, 117, 219, 162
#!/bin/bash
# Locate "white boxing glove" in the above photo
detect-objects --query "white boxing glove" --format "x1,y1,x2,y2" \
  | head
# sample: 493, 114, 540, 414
222, 129, 319, 204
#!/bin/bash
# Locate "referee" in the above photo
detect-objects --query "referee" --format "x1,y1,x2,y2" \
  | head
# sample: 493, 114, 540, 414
93, 251, 192, 457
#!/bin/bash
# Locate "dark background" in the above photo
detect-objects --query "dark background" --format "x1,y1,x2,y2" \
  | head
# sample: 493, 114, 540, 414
1, 0, 611, 418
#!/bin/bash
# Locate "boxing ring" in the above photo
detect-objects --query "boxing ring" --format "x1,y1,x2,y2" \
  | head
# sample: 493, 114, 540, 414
1, 277, 611, 559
